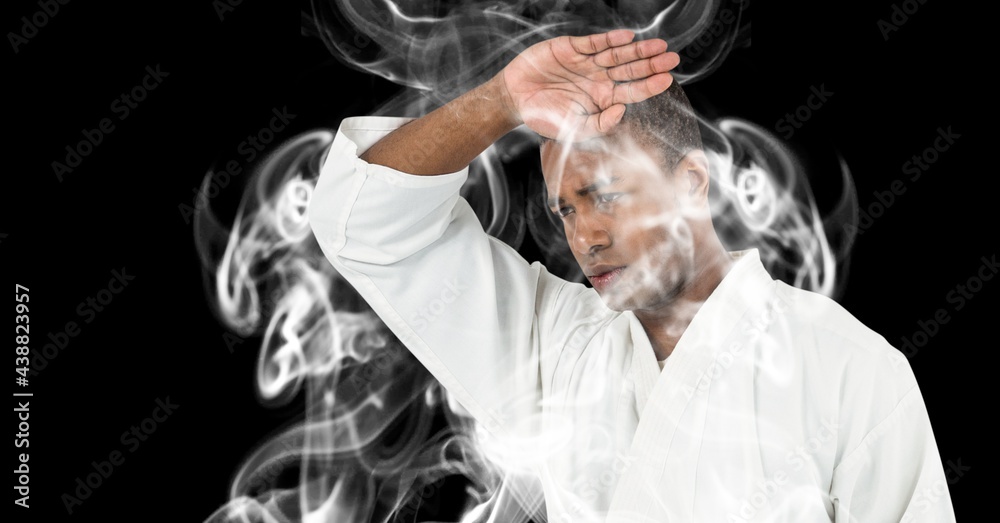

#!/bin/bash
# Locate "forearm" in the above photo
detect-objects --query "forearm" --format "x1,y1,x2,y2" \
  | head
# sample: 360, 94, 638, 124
360, 72, 519, 175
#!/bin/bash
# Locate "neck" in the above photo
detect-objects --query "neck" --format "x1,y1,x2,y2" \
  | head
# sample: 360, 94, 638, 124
633, 239, 734, 361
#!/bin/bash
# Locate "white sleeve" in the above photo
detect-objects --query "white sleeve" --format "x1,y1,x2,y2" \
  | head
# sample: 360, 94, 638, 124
306, 116, 572, 440
829, 354, 956, 523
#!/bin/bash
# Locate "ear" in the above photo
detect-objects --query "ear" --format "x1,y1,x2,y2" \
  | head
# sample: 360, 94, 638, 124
675, 149, 710, 202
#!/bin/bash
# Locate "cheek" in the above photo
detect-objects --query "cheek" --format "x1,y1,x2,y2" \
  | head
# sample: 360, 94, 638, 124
631, 221, 692, 284
622, 209, 675, 258
612, 199, 687, 259
640, 200, 693, 253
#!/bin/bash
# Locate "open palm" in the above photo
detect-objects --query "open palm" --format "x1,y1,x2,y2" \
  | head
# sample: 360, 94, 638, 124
502, 30, 680, 140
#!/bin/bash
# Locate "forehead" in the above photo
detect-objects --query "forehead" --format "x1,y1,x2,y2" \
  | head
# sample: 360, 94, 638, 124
540, 135, 668, 195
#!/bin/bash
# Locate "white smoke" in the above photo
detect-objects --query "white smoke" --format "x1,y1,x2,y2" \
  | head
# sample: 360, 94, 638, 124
198, 1, 856, 522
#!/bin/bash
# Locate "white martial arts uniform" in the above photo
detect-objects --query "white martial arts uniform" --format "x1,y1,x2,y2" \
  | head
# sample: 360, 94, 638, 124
307, 117, 956, 522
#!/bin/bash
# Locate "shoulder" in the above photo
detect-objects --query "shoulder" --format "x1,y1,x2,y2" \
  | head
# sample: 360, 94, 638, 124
773, 281, 912, 382
773, 282, 896, 358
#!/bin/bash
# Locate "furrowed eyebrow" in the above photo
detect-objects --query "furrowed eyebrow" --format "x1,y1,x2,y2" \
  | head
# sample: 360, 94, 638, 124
547, 176, 623, 208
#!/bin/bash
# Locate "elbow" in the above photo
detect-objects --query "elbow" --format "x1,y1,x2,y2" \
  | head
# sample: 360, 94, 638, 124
306, 173, 343, 258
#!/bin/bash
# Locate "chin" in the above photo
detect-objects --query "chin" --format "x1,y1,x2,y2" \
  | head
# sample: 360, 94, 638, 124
600, 297, 629, 312
593, 273, 647, 312
608, 280, 685, 314
597, 288, 641, 312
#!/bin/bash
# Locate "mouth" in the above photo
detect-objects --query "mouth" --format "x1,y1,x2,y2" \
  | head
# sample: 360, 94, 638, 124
589, 266, 625, 292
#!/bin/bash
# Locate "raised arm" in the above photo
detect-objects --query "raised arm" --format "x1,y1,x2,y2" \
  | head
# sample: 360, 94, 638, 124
360, 29, 679, 175
306, 30, 678, 441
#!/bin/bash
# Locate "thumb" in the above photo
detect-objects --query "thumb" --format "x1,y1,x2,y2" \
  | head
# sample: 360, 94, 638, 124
591, 104, 625, 136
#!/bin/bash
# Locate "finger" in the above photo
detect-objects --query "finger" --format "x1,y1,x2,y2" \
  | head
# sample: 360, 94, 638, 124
612, 73, 674, 105
583, 104, 625, 137
606, 52, 680, 82
568, 29, 635, 55
593, 38, 668, 68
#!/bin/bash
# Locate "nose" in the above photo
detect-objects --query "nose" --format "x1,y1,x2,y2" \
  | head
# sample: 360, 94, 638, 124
570, 211, 610, 255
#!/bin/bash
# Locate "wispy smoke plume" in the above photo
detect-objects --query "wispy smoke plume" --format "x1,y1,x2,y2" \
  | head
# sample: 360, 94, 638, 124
199, 1, 855, 522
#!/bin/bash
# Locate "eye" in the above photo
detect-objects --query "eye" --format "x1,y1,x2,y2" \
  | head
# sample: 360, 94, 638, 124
595, 193, 622, 206
554, 206, 573, 217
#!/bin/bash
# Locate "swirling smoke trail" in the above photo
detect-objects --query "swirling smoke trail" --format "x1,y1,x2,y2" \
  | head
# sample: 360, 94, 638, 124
197, 1, 856, 522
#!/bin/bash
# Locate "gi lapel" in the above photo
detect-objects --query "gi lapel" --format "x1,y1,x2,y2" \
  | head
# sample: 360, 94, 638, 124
606, 250, 775, 522
627, 312, 660, 419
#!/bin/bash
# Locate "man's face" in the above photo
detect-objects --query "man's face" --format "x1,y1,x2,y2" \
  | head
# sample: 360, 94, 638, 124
541, 133, 700, 312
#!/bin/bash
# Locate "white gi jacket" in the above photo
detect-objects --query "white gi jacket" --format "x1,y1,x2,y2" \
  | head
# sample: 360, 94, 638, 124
307, 117, 956, 522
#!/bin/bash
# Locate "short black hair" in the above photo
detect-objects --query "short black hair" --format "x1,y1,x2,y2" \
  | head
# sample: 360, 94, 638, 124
540, 81, 703, 173
618, 80, 703, 171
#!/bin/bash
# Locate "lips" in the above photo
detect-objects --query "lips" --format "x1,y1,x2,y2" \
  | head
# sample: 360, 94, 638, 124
589, 266, 625, 292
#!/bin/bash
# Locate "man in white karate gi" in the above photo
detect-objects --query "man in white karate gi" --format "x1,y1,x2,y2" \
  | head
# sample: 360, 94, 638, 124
307, 30, 956, 522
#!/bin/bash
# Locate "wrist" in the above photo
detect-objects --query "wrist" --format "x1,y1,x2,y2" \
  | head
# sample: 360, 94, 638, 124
485, 69, 521, 130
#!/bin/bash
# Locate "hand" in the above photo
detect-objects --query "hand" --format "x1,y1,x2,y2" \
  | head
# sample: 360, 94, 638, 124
497, 29, 680, 141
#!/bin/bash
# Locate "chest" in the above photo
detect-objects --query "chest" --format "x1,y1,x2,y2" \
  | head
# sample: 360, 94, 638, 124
537, 315, 839, 522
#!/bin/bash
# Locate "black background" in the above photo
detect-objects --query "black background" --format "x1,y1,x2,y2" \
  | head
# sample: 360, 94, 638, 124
8, 0, 988, 521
